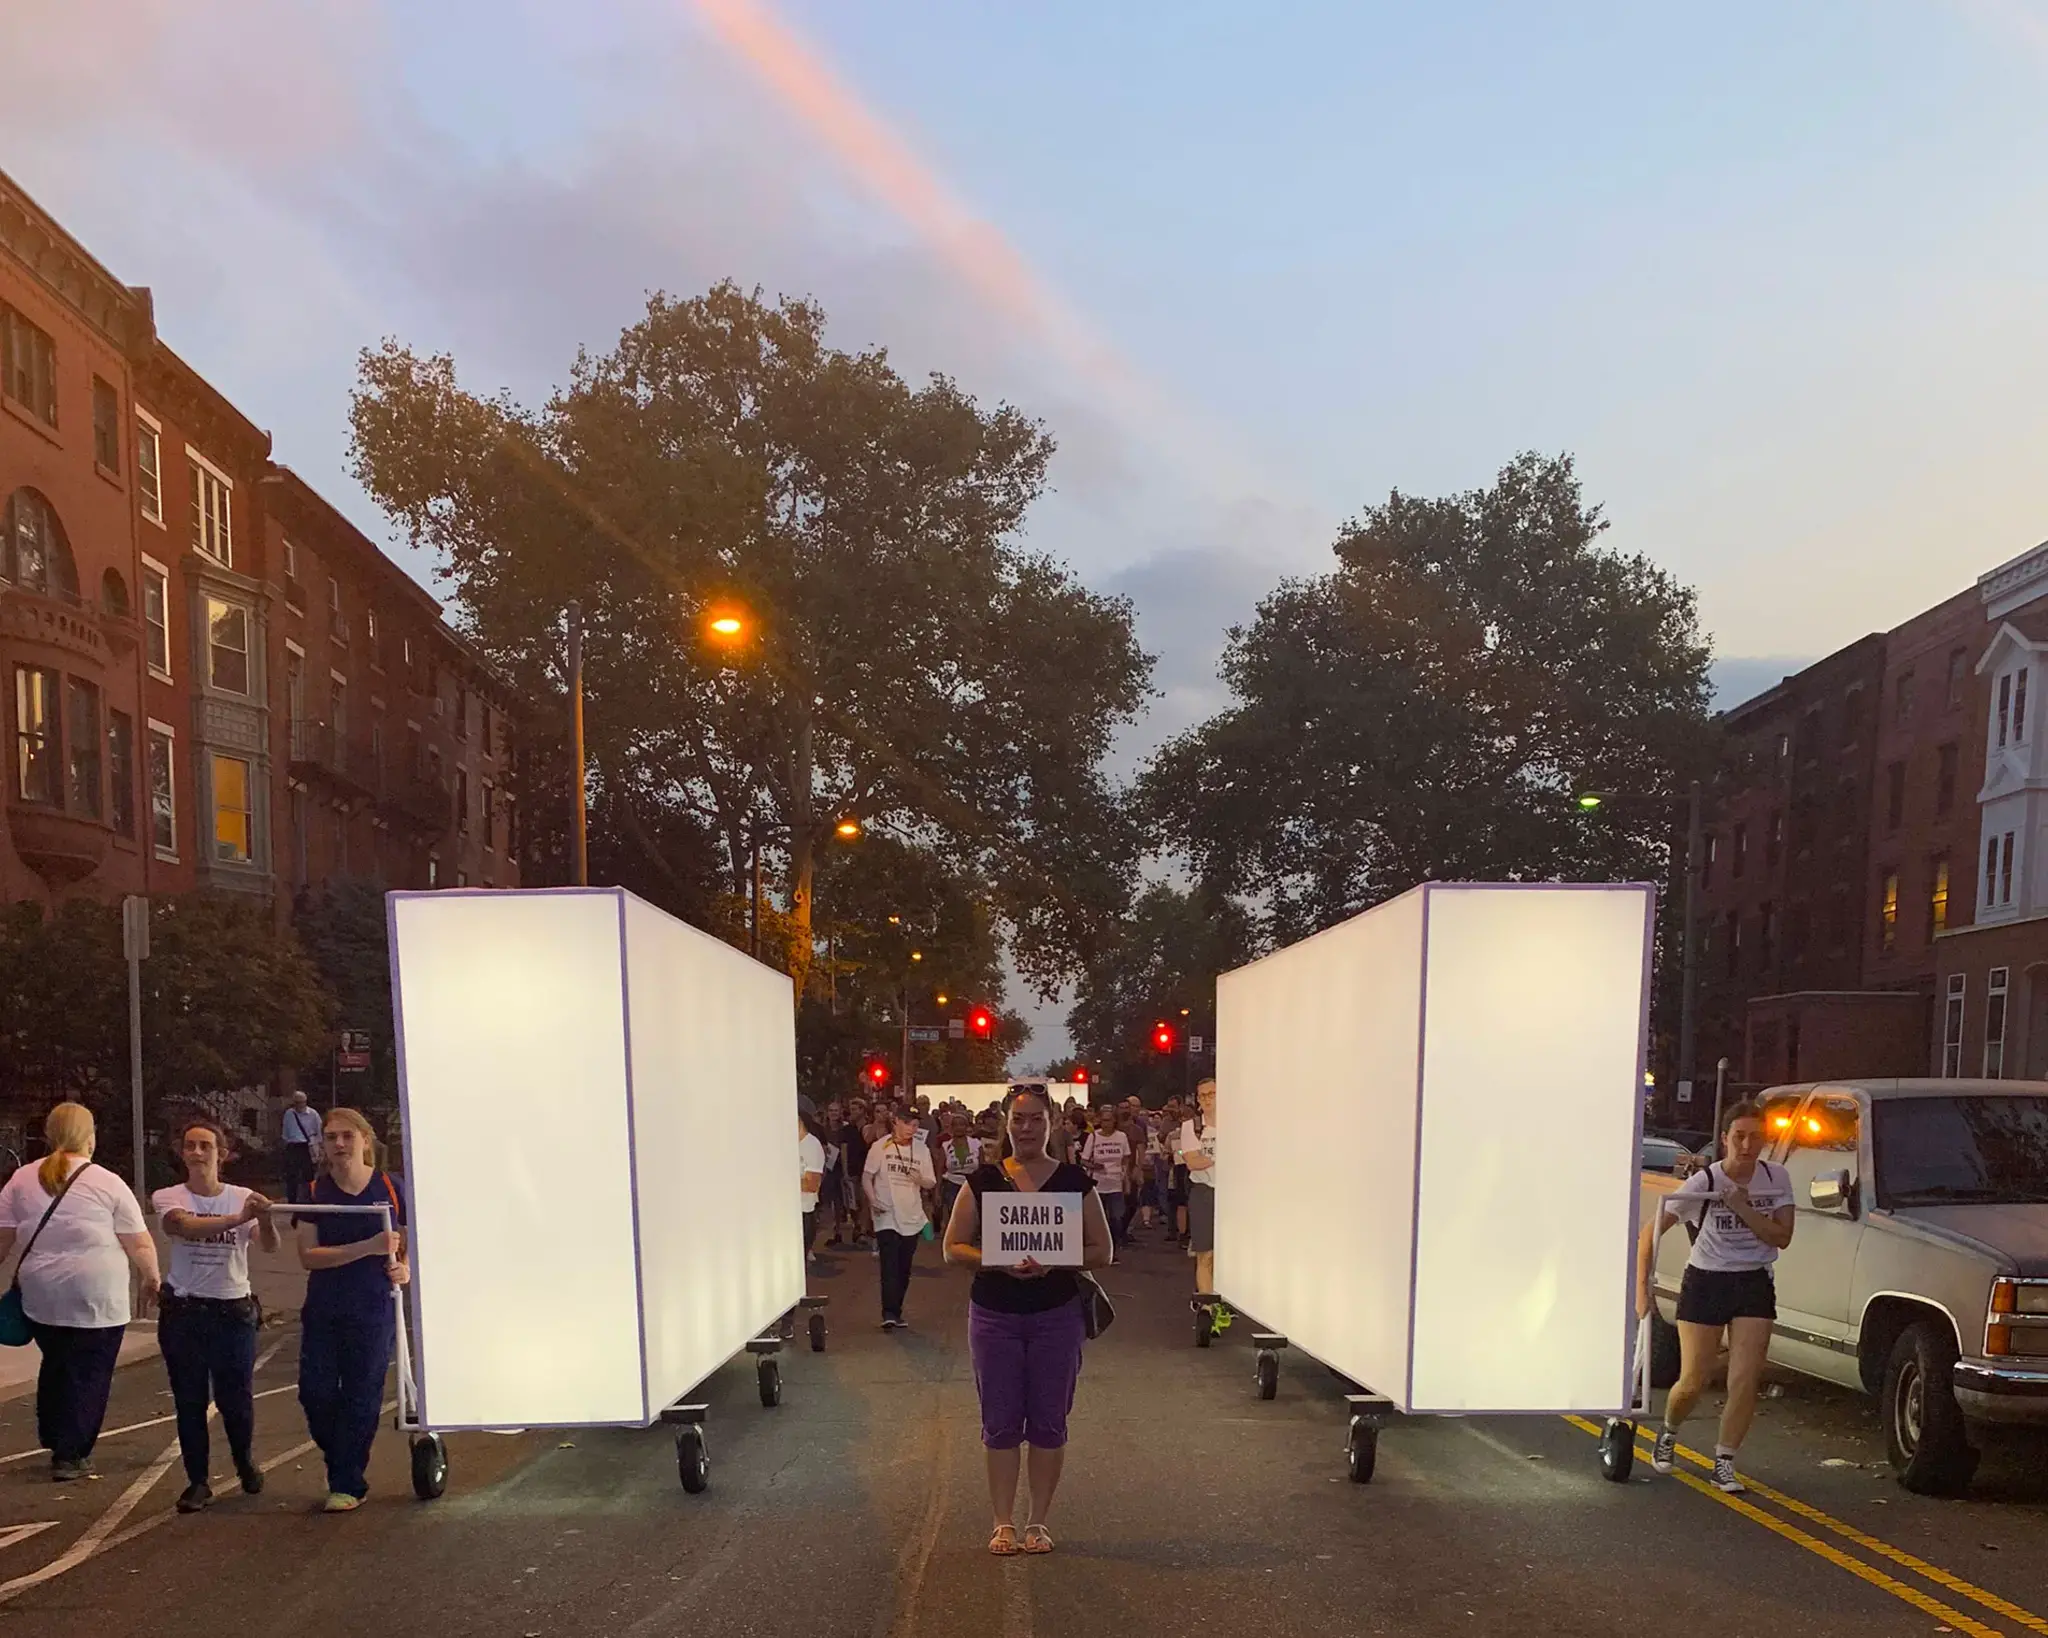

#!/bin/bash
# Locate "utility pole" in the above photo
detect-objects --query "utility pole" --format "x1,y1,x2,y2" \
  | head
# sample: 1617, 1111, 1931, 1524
1712, 1057, 1730, 1160
122, 896, 149, 1200
1676, 779, 1703, 1123
567, 601, 588, 887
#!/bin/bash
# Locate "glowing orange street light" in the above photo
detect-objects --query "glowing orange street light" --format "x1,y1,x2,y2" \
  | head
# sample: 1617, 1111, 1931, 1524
834, 818, 862, 839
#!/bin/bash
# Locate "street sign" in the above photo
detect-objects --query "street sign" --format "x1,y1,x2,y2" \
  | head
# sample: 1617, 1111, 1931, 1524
336, 1029, 373, 1072
908, 1025, 942, 1044
947, 1018, 966, 1040
122, 895, 149, 962
1676, 1078, 1694, 1104
1188, 1034, 1205, 1055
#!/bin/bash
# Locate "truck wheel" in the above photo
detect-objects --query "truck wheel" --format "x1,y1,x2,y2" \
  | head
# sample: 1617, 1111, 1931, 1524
1882, 1320, 1979, 1496
1648, 1312, 1682, 1391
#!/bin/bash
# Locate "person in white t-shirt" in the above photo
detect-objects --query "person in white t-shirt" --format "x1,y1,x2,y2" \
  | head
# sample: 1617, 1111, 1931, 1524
936, 1112, 983, 1232
1178, 1079, 1228, 1337
0, 1102, 160, 1482
155, 1116, 280, 1513
864, 1107, 937, 1329
798, 1099, 827, 1267
1081, 1110, 1133, 1251
1637, 1099, 1796, 1494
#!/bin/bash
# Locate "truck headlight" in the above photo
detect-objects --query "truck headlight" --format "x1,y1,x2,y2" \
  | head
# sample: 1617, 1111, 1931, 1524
1991, 1278, 2048, 1317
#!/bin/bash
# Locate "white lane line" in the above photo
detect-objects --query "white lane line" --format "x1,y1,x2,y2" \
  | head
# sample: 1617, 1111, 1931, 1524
0, 1524, 58, 1553
0, 1338, 293, 1467
0, 1398, 395, 1607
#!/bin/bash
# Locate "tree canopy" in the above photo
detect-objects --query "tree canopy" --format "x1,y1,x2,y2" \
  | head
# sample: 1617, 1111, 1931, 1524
349, 283, 1152, 1002
1143, 453, 1713, 944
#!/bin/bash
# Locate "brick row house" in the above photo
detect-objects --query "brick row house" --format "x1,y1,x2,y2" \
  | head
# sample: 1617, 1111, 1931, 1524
1692, 542, 2048, 1086
0, 163, 523, 921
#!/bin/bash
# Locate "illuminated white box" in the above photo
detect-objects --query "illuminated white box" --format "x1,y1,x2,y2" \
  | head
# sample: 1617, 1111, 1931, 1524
388, 888, 802, 1430
1214, 882, 1653, 1416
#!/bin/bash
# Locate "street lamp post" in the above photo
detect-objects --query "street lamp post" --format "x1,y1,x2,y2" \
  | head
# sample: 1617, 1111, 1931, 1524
566, 601, 589, 887
1577, 779, 1704, 1123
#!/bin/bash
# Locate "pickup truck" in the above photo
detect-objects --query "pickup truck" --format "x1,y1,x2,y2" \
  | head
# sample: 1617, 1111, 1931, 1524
1645, 1078, 2048, 1494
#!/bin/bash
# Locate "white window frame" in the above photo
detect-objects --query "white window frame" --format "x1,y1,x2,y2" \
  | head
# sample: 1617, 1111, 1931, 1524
282, 536, 298, 583
1985, 966, 2011, 1080
141, 554, 172, 682
146, 718, 178, 861
206, 595, 252, 697
186, 445, 234, 567
1942, 974, 1965, 1078
135, 407, 164, 527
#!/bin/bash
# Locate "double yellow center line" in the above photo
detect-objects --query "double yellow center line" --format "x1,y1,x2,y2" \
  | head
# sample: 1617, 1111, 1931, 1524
1562, 1418, 2048, 1638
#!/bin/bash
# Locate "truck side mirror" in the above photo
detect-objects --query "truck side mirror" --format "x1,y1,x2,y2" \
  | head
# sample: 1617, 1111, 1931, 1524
1808, 1169, 1851, 1212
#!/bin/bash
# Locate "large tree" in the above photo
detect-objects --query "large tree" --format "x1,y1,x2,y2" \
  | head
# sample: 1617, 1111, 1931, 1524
1144, 453, 1714, 943
350, 284, 1151, 1002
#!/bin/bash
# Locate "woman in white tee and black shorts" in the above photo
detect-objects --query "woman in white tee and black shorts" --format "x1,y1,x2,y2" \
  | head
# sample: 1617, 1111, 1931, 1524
1635, 1099, 1795, 1493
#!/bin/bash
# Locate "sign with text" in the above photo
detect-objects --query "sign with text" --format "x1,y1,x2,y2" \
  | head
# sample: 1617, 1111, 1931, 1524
983, 1192, 1084, 1267
908, 1025, 942, 1044
336, 1029, 374, 1072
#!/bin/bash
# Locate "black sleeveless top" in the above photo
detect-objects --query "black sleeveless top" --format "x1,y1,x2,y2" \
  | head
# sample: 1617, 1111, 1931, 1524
967, 1161, 1095, 1315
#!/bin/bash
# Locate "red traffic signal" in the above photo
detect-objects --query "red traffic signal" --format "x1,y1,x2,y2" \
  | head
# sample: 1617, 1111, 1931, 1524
864, 1058, 891, 1088
968, 1007, 995, 1040
1152, 1021, 1176, 1054
1073, 1066, 1089, 1085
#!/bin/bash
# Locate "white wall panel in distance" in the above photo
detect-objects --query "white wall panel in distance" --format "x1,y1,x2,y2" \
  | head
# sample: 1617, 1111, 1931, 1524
1214, 882, 1652, 1416
389, 887, 802, 1431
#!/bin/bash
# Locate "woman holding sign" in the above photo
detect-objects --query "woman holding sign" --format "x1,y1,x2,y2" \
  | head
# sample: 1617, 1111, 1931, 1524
944, 1084, 1112, 1557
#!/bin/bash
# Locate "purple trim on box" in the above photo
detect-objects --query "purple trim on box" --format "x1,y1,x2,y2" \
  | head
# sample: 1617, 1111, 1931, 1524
1403, 884, 1436, 1411
1625, 882, 1658, 1409
613, 890, 653, 1426
385, 890, 430, 1424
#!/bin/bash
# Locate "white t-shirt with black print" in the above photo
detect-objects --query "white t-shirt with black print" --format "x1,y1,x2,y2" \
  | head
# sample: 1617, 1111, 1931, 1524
1665, 1161, 1794, 1272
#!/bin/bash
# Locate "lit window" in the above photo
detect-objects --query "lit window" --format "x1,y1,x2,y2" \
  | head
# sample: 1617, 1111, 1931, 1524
188, 454, 233, 566
136, 414, 163, 524
212, 752, 253, 862
1878, 871, 1899, 955
148, 725, 176, 857
13, 666, 59, 804
143, 560, 171, 677
207, 598, 250, 694
1930, 858, 1950, 937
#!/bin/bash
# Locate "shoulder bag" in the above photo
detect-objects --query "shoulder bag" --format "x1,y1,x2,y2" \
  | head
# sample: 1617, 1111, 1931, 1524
0, 1161, 93, 1347
1071, 1166, 1116, 1339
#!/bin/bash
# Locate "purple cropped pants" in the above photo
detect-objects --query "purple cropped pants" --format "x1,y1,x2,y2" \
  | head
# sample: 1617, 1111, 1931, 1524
968, 1296, 1087, 1450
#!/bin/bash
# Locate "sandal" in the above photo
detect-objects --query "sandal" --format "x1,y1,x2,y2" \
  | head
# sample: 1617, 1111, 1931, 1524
1021, 1524, 1054, 1554
988, 1525, 1021, 1556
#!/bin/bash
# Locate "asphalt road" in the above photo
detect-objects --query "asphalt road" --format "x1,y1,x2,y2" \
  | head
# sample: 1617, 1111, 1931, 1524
1, 1229, 2045, 1636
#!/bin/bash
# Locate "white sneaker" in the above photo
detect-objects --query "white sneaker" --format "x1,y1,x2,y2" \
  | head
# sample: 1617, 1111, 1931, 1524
1712, 1453, 1745, 1493
1651, 1430, 1677, 1475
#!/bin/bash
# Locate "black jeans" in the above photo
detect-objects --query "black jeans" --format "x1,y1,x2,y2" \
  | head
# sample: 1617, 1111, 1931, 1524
160, 1294, 259, 1485
282, 1143, 314, 1205
877, 1229, 918, 1321
33, 1321, 125, 1464
299, 1304, 394, 1499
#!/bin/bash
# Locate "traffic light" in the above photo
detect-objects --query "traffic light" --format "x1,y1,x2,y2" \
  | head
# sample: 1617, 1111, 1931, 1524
968, 1007, 995, 1041
1073, 1066, 1089, 1086
864, 1058, 892, 1089
1152, 1021, 1176, 1054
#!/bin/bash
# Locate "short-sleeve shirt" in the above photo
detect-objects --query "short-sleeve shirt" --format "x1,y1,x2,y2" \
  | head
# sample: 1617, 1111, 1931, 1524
1081, 1130, 1132, 1193
153, 1183, 258, 1300
300, 1171, 406, 1323
966, 1161, 1097, 1315
798, 1133, 826, 1211
0, 1159, 146, 1327
863, 1139, 936, 1235
1665, 1161, 1794, 1272
939, 1135, 982, 1184
1178, 1118, 1217, 1188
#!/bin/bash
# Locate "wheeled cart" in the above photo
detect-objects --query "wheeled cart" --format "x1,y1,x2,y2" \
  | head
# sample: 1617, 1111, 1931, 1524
1596, 1313, 1655, 1483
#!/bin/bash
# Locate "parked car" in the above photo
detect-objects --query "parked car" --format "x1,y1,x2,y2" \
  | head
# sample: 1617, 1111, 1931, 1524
1644, 1078, 2048, 1494
1640, 1136, 1696, 1175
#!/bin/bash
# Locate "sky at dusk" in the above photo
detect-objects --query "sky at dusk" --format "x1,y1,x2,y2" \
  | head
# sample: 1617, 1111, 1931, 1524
11, 0, 2047, 1060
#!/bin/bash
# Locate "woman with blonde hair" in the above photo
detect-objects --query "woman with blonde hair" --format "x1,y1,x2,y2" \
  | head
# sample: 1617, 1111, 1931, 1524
0, 1103, 160, 1480
296, 1106, 408, 1512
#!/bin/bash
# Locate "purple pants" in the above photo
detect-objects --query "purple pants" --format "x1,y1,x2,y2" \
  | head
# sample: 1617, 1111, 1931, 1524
968, 1296, 1087, 1450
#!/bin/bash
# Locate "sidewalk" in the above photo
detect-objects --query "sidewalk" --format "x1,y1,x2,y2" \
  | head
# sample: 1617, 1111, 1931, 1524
0, 1225, 310, 1403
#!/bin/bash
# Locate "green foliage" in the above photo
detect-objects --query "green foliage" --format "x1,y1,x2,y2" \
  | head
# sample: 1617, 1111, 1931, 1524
1067, 884, 1253, 1105
349, 283, 1151, 1000
1144, 453, 1714, 943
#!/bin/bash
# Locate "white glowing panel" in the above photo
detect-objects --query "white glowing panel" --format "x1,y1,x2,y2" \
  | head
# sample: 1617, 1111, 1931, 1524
1215, 883, 1652, 1416
389, 888, 801, 1430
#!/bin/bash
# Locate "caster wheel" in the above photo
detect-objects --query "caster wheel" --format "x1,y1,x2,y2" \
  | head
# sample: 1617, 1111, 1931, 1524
780, 1315, 796, 1342
1347, 1423, 1377, 1484
410, 1434, 448, 1500
1599, 1419, 1636, 1483
809, 1312, 827, 1353
676, 1425, 709, 1493
758, 1357, 783, 1408
1255, 1352, 1279, 1401
1195, 1306, 1214, 1348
